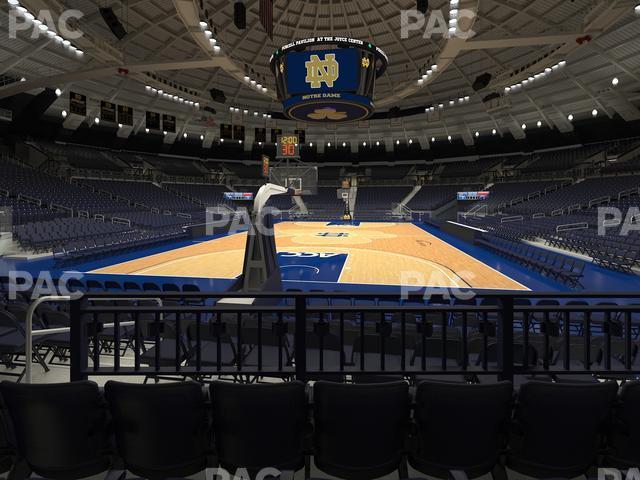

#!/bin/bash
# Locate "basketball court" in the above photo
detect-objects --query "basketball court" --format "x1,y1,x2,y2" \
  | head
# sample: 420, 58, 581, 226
92, 221, 528, 290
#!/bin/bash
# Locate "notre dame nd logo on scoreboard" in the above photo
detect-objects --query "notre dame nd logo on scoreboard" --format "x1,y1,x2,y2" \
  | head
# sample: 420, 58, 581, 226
305, 54, 339, 89
286, 49, 357, 95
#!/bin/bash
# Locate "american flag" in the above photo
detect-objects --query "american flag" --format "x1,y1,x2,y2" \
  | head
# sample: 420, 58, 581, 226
259, 0, 274, 39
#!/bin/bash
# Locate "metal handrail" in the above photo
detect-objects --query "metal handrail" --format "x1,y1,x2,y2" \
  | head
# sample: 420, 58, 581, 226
67, 292, 640, 383
25, 296, 163, 384
25, 296, 71, 384
556, 222, 589, 233
501, 215, 524, 224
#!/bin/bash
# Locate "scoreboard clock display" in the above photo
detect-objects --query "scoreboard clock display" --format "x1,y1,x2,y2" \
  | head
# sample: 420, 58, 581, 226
277, 135, 300, 158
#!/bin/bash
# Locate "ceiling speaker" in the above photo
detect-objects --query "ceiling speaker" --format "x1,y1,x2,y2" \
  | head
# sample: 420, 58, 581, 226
99, 7, 127, 40
209, 88, 227, 104
473, 73, 492, 92
234, 2, 246, 29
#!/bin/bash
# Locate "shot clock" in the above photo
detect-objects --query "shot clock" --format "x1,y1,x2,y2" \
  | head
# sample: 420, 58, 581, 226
277, 135, 300, 159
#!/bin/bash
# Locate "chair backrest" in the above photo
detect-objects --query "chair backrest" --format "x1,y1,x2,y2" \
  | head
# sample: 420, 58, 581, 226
182, 284, 201, 293
162, 283, 180, 292
123, 281, 141, 291
0, 408, 14, 473
104, 381, 210, 478
608, 381, 640, 468
142, 282, 160, 292
410, 381, 513, 478
0, 381, 111, 478
0, 310, 22, 333
210, 381, 307, 475
104, 281, 122, 291
313, 381, 410, 480
509, 381, 618, 478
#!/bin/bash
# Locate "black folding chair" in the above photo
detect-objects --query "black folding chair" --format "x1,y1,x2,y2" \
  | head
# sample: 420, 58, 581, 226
507, 380, 618, 479
409, 381, 513, 479
210, 381, 308, 478
0, 381, 115, 479
312, 381, 410, 479
104, 381, 211, 478
606, 381, 640, 469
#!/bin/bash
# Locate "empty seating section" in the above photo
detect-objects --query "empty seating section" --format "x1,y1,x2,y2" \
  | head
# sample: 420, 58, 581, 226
0, 380, 637, 478
355, 186, 412, 218
164, 183, 231, 207
476, 234, 586, 288
0, 195, 61, 224
501, 155, 527, 168
505, 176, 640, 215
318, 166, 342, 181
603, 153, 640, 174
521, 144, 603, 173
12, 217, 131, 252
547, 229, 640, 272
0, 159, 205, 258
465, 186, 640, 272
137, 154, 203, 177
606, 137, 640, 157
81, 179, 200, 214
233, 185, 260, 195
266, 192, 296, 210
406, 184, 480, 211
0, 159, 122, 215
4, 138, 640, 272
479, 180, 560, 212
440, 158, 502, 179
38, 142, 122, 171
226, 164, 262, 179
370, 165, 412, 180
303, 186, 346, 218
114, 152, 147, 170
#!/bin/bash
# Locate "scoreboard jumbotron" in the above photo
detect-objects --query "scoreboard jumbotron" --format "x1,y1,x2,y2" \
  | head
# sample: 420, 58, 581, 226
270, 37, 388, 123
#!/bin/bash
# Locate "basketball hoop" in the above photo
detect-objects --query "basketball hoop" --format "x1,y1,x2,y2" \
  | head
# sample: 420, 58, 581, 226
269, 163, 318, 196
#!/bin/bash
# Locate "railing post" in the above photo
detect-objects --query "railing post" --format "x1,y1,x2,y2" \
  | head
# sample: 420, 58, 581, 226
498, 296, 514, 383
70, 299, 88, 382
294, 296, 307, 382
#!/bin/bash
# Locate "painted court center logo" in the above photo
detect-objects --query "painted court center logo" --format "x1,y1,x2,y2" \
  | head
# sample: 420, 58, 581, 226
317, 232, 349, 238
305, 54, 340, 89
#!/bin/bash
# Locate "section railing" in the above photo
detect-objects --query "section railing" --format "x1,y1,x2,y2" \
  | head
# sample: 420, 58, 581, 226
65, 291, 640, 384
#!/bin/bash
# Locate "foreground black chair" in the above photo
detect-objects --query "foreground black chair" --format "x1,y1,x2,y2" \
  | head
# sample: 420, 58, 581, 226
0, 408, 13, 474
507, 380, 618, 479
210, 381, 308, 477
0, 381, 113, 479
312, 381, 410, 479
409, 381, 513, 479
607, 381, 640, 469
104, 381, 211, 479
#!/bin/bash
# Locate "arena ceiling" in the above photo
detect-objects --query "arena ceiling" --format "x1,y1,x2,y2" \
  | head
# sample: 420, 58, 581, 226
1, 0, 640, 147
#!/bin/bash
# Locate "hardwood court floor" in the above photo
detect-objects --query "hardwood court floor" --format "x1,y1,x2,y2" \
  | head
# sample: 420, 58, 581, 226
92, 221, 528, 290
